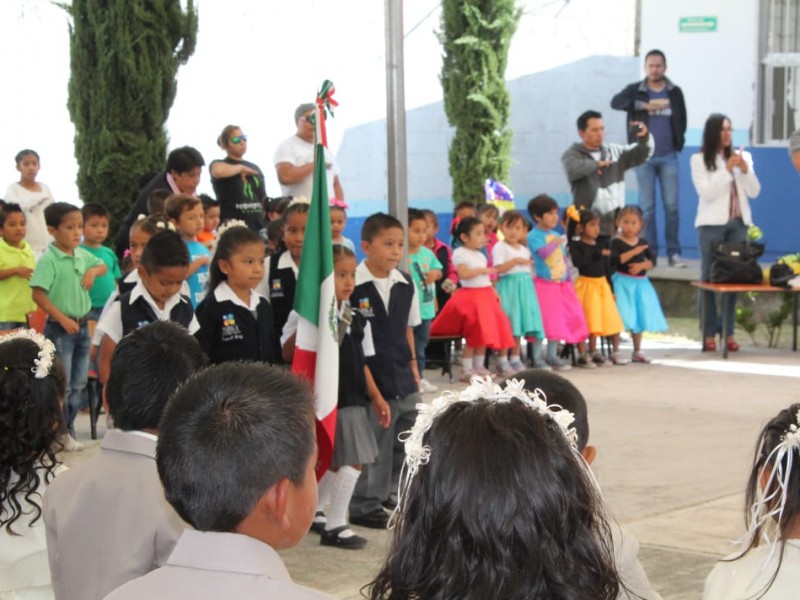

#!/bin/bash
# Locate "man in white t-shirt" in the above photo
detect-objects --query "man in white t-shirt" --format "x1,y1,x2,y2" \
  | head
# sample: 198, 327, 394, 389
273, 103, 345, 201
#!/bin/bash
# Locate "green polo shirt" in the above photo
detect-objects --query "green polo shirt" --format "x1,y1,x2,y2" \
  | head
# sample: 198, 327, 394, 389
30, 244, 103, 318
80, 244, 122, 308
0, 238, 36, 322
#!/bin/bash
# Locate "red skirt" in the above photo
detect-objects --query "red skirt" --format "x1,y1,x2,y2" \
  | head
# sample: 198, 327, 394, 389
430, 287, 515, 349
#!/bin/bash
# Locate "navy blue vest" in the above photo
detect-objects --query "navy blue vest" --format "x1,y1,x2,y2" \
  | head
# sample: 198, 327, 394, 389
338, 311, 369, 408
119, 291, 194, 337
352, 273, 416, 399
268, 252, 296, 345
117, 277, 136, 297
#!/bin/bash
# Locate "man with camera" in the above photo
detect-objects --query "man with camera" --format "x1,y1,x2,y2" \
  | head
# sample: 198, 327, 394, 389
611, 49, 687, 267
561, 110, 653, 236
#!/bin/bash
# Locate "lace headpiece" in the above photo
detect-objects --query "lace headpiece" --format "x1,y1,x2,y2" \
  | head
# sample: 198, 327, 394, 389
216, 219, 248, 237
0, 328, 57, 379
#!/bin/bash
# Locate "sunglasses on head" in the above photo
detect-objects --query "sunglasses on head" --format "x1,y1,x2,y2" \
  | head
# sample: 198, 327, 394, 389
230, 135, 248, 144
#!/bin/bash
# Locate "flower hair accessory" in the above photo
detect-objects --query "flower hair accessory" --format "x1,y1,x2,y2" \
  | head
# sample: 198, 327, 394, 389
329, 197, 349, 209
391, 376, 578, 526
0, 329, 56, 379
566, 204, 581, 223
288, 196, 310, 207
216, 219, 247, 237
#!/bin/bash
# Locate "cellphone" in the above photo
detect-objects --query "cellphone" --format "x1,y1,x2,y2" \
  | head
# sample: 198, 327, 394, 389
629, 123, 642, 136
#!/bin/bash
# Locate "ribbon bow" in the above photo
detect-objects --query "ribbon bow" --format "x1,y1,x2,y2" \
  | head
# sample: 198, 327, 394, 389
566, 204, 581, 223
314, 80, 338, 148
329, 197, 349, 209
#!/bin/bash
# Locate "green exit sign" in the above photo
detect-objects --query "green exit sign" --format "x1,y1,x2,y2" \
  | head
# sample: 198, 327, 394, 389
679, 16, 718, 33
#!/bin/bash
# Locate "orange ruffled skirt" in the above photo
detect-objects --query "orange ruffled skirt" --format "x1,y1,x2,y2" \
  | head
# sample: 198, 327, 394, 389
574, 275, 624, 337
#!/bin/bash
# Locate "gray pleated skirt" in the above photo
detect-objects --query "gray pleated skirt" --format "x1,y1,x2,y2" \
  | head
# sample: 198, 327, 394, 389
331, 405, 379, 468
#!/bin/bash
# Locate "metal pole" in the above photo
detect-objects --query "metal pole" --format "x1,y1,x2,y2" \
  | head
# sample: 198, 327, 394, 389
385, 0, 409, 260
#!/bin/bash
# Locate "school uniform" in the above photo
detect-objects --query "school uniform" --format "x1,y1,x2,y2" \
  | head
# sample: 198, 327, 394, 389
195, 281, 279, 364
255, 250, 298, 350
102, 530, 334, 599
44, 430, 189, 600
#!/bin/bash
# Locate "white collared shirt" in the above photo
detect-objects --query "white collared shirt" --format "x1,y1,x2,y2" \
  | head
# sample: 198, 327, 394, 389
255, 250, 298, 299
356, 261, 421, 327
214, 281, 260, 315
280, 303, 375, 356
97, 281, 199, 343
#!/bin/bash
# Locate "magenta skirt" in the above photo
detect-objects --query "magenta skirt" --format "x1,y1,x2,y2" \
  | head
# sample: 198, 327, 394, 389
533, 277, 589, 343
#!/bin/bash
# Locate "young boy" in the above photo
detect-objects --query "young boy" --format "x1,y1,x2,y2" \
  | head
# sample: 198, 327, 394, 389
44, 321, 207, 600
30, 202, 107, 442
197, 194, 220, 250
407, 208, 442, 394
104, 362, 334, 599
96, 230, 197, 383
80, 203, 122, 321
348, 213, 421, 530
0, 203, 36, 330
165, 193, 210, 308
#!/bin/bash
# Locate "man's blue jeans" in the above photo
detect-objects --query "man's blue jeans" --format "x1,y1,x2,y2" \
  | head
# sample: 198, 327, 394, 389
636, 152, 680, 258
45, 320, 91, 436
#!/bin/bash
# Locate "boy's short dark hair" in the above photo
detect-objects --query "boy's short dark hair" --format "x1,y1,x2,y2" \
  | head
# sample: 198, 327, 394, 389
146, 189, 172, 216
361, 212, 404, 242
164, 194, 201, 221
527, 194, 559, 220
156, 363, 316, 531
165, 146, 205, 174
407, 208, 426, 226
0, 202, 23, 228
44, 202, 81, 228
199, 194, 219, 212
577, 110, 603, 131
140, 230, 190, 272
106, 321, 207, 432
645, 49, 666, 64
80, 202, 109, 222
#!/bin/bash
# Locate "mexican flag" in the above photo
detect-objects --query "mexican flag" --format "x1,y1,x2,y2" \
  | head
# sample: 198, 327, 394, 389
291, 81, 339, 478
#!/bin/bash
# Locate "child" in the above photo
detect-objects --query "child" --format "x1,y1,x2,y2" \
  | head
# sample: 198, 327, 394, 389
492, 209, 546, 371
165, 193, 210, 308
566, 206, 627, 367
349, 213, 421, 531
421, 209, 457, 309
96, 230, 198, 383
4, 149, 54, 258
267, 195, 291, 221
610, 206, 668, 363
369, 376, 621, 599
103, 362, 334, 599
255, 198, 308, 341
1, 330, 66, 599
282, 245, 390, 550
195, 224, 279, 364
44, 322, 205, 600
0, 203, 36, 330
30, 202, 107, 443
329, 198, 355, 252
264, 219, 283, 256
449, 200, 478, 249
477, 201, 500, 258
407, 208, 443, 394
146, 188, 171, 217
430, 217, 515, 380
527, 194, 588, 371
704, 404, 800, 599
197, 194, 220, 250
80, 203, 122, 322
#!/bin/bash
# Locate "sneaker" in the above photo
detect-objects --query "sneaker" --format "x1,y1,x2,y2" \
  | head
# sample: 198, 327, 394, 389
494, 364, 518, 377
591, 352, 610, 367
530, 359, 552, 371
61, 433, 84, 453
545, 356, 572, 371
610, 352, 630, 366
509, 361, 526, 373
668, 254, 687, 268
473, 366, 497, 379
320, 526, 367, 550
418, 378, 439, 394
310, 511, 327, 534
631, 352, 652, 364
577, 354, 597, 369
459, 368, 477, 383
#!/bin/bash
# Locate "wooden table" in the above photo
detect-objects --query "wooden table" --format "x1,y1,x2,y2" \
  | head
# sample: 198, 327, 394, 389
691, 282, 800, 358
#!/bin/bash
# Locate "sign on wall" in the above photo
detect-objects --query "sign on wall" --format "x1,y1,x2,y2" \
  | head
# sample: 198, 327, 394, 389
679, 16, 718, 33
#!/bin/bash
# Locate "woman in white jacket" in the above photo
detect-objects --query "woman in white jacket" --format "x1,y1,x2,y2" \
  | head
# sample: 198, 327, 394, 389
691, 113, 761, 353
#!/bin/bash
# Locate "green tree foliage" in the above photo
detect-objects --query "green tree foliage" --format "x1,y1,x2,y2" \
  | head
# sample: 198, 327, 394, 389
62, 0, 198, 229
439, 0, 520, 204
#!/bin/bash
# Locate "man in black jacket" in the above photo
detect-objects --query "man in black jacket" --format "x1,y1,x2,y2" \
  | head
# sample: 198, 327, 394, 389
611, 50, 687, 267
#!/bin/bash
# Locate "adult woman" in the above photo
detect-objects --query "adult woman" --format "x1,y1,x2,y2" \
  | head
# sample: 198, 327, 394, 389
209, 125, 267, 232
691, 114, 761, 353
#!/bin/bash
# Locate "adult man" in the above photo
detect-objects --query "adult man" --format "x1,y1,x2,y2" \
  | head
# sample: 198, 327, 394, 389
274, 103, 345, 201
562, 110, 653, 235
611, 49, 687, 266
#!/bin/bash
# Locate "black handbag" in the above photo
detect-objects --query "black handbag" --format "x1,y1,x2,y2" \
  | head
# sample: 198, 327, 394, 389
769, 262, 795, 287
709, 241, 765, 284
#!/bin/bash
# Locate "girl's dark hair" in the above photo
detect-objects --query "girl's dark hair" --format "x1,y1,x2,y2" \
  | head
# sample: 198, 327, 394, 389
452, 201, 476, 216
727, 403, 800, 598
614, 205, 644, 225
217, 124, 241, 149
455, 216, 482, 243
527, 194, 559, 220
130, 214, 171, 238
368, 399, 620, 600
500, 209, 527, 229
0, 337, 66, 535
421, 208, 438, 227
701, 113, 732, 171
332, 244, 356, 261
140, 230, 190, 272
276, 201, 310, 253
209, 225, 263, 290
14, 149, 39, 164
477, 202, 499, 217
566, 207, 601, 242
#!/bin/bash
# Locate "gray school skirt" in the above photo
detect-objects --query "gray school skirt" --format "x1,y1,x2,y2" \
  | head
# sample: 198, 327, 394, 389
331, 405, 379, 468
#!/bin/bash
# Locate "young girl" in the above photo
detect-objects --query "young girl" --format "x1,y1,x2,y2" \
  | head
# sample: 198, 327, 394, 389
195, 224, 279, 365
430, 217, 514, 381
610, 206, 668, 363
369, 377, 621, 599
282, 245, 390, 550
255, 198, 308, 343
492, 210, 546, 371
478, 202, 500, 261
527, 194, 588, 371
704, 404, 800, 599
449, 201, 478, 249
1, 329, 66, 598
567, 206, 627, 367
4, 149, 54, 258
329, 199, 355, 252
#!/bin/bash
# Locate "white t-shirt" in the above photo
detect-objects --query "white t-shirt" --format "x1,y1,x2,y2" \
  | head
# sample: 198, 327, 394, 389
273, 135, 339, 200
492, 241, 533, 276
704, 541, 800, 599
453, 247, 491, 288
4, 182, 54, 257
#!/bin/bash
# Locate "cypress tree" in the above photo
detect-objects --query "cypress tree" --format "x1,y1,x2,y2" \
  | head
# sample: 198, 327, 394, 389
63, 0, 198, 229
439, 0, 520, 204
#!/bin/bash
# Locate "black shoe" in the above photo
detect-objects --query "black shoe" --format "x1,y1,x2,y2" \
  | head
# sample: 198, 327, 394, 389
309, 511, 326, 534
320, 526, 367, 550
382, 497, 398, 511
349, 508, 389, 529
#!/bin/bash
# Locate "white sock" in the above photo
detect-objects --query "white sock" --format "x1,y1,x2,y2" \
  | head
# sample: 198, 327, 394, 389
462, 357, 471, 371
316, 470, 336, 513
509, 354, 523, 367
325, 466, 361, 533
472, 353, 485, 369
499, 356, 511, 369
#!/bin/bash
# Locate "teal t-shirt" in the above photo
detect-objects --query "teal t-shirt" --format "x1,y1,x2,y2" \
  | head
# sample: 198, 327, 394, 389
80, 244, 122, 308
185, 240, 211, 308
30, 244, 103, 318
408, 247, 443, 320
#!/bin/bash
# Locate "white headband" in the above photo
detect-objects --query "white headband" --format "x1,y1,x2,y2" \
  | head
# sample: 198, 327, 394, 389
216, 219, 248, 237
0, 328, 56, 379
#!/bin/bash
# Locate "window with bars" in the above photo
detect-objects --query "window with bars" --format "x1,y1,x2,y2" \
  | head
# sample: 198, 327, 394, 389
759, 0, 800, 143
